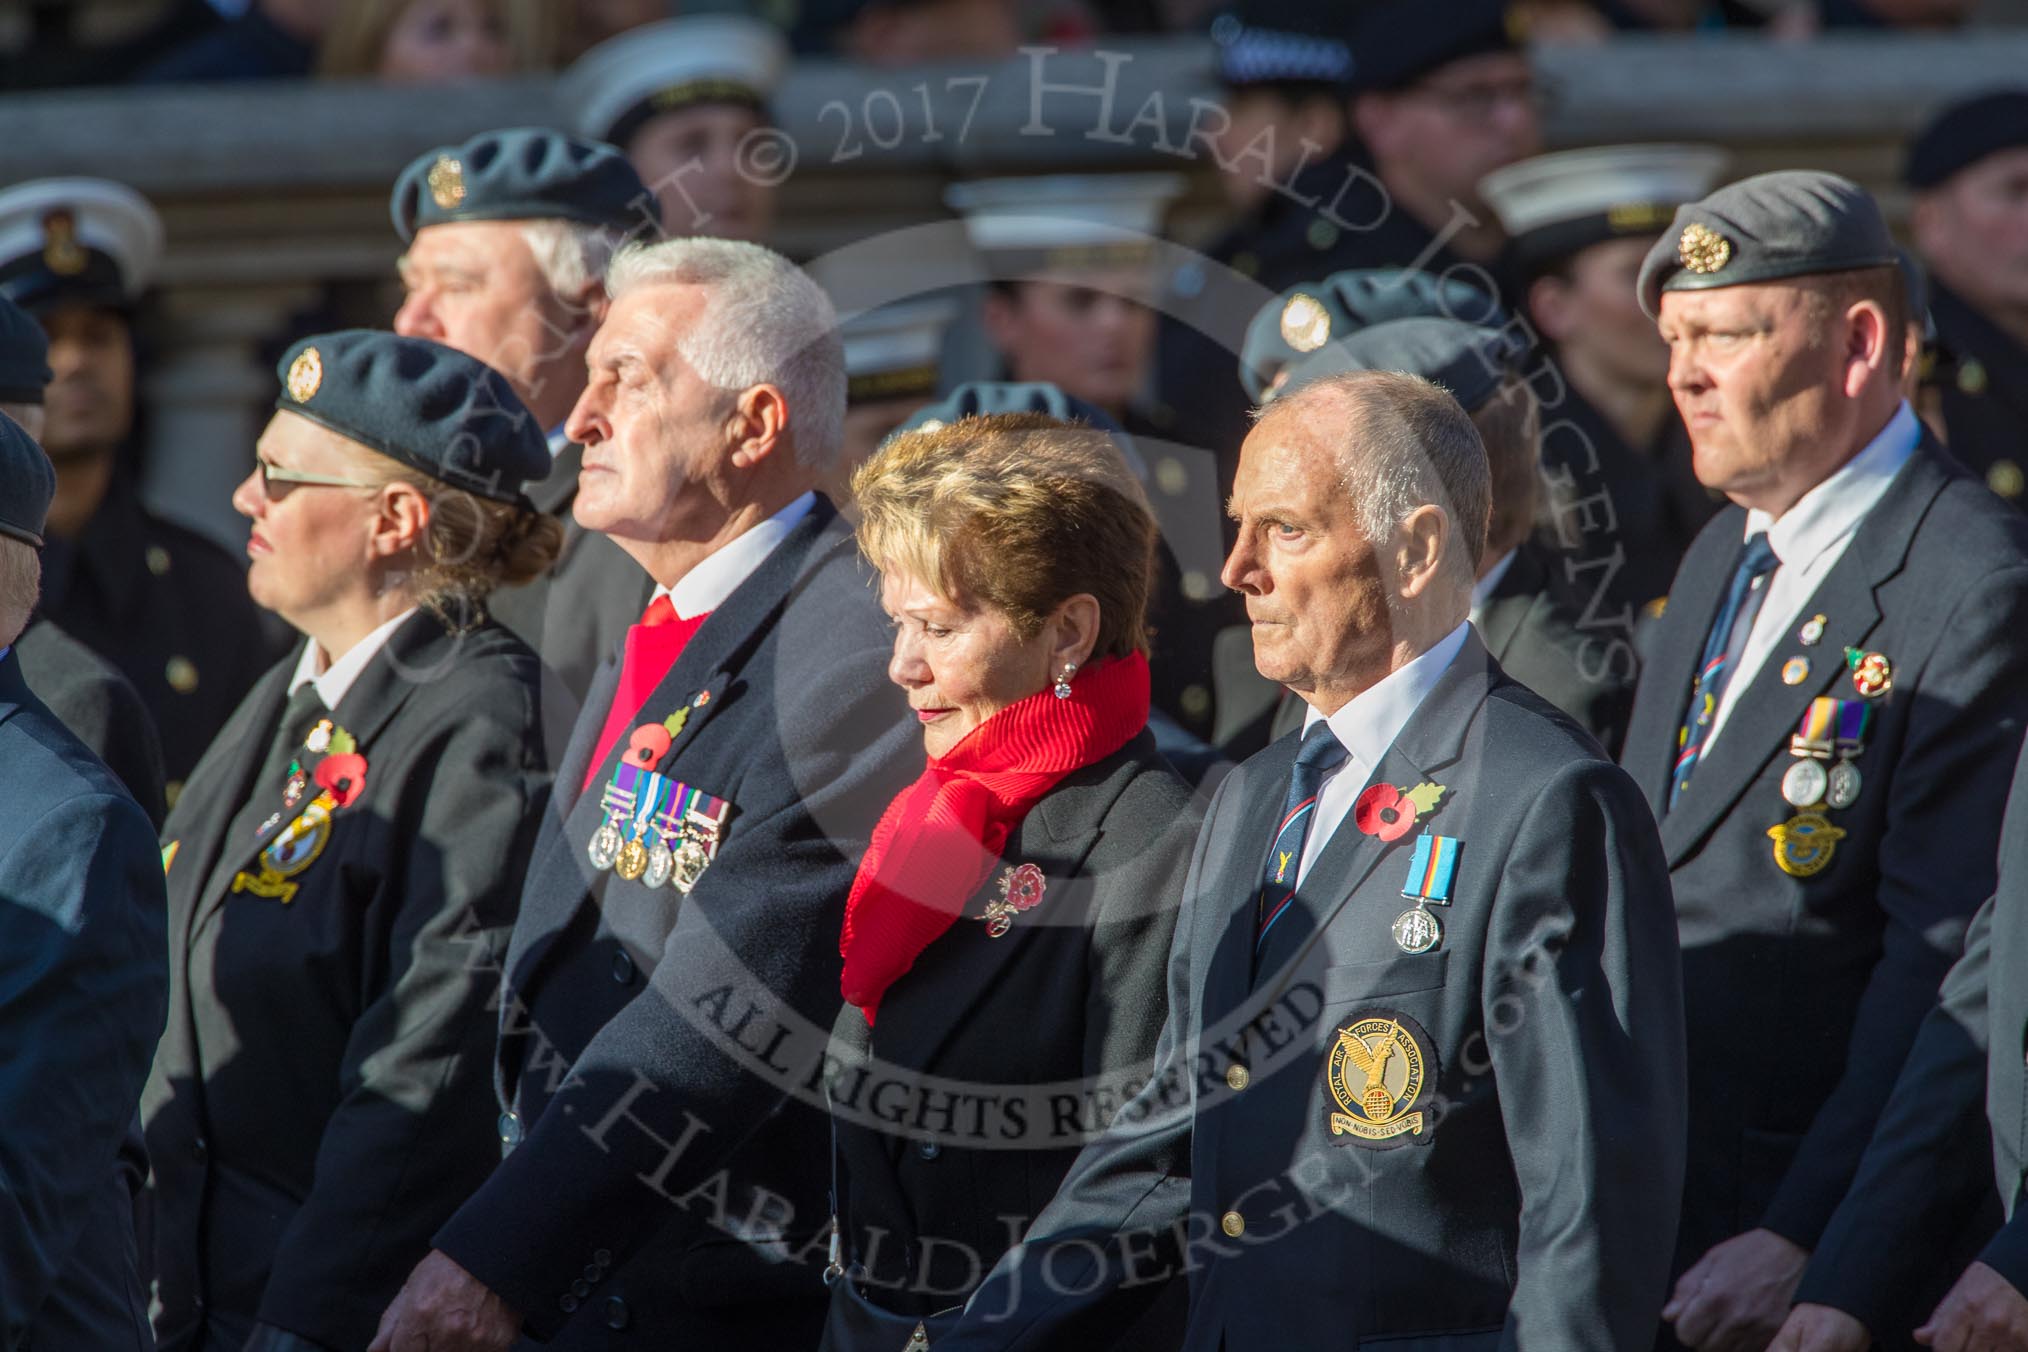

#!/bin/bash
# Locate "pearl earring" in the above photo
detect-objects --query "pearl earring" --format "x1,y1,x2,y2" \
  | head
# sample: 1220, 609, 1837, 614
1053, 662, 1078, 700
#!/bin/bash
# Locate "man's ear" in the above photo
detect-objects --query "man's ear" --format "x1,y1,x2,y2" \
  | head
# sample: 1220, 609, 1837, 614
1394, 503, 1450, 601
728, 384, 790, 470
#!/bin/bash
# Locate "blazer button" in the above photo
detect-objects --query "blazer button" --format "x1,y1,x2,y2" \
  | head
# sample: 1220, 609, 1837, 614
1220, 1210, 1245, 1238
1225, 1064, 1249, 1091
915, 1140, 941, 1161
498, 1111, 523, 1151
572, 1279, 591, 1299
190, 1136, 208, 1160
559, 1294, 579, 1314
594, 1248, 613, 1266
583, 1263, 602, 1282
605, 1296, 630, 1330
612, 951, 635, 984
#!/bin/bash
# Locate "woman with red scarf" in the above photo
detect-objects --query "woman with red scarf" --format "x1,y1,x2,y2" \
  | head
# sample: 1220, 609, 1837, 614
821, 412, 1200, 1350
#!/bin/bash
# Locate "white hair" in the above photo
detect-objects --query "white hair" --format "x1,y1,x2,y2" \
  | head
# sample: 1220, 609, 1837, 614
605, 237, 847, 470
518, 220, 621, 301
0, 536, 39, 648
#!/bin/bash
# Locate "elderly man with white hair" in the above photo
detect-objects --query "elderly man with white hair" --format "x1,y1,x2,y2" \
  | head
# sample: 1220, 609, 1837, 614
371, 237, 919, 1351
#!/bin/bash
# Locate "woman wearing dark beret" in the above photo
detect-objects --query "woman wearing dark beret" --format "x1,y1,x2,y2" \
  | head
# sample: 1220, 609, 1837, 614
143, 331, 561, 1352
821, 412, 1200, 1350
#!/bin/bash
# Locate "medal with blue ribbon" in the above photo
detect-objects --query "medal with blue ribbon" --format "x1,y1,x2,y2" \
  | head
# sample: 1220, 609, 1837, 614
1393, 833, 1461, 954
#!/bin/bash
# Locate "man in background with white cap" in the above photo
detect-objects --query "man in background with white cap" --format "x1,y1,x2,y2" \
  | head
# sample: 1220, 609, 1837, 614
1479, 142, 1731, 606
0, 176, 278, 804
564, 16, 789, 246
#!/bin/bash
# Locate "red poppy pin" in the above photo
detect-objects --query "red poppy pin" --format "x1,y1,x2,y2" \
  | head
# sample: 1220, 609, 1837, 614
314, 752, 368, 809
984, 862, 1047, 938
626, 722, 672, 768
1353, 781, 1448, 843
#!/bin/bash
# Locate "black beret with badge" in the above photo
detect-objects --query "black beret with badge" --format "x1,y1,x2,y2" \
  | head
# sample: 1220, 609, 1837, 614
274, 330, 550, 504
1636, 169, 1901, 319
1278, 316, 1531, 412
0, 293, 52, 405
0, 411, 55, 548
1241, 267, 1508, 403
1341, 0, 1519, 95
1904, 88, 2028, 191
391, 127, 659, 243
0, 177, 163, 317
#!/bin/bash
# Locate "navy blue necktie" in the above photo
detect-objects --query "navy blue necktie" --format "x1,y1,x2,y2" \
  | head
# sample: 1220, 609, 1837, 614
1257, 722, 1350, 955
1672, 531, 1780, 808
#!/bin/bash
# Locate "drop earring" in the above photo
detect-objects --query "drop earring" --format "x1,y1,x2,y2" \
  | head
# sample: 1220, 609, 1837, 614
1053, 662, 1078, 700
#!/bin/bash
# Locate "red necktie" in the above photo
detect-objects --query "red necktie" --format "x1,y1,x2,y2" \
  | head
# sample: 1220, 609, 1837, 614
582, 595, 711, 792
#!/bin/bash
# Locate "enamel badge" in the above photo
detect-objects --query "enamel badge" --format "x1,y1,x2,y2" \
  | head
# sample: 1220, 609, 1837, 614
1325, 1009, 1438, 1148
1768, 812, 1847, 878
983, 862, 1047, 938
230, 719, 367, 904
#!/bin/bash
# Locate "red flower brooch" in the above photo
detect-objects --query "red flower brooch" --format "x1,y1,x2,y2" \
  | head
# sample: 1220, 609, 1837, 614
314, 752, 368, 810
984, 862, 1047, 938
1353, 781, 1448, 843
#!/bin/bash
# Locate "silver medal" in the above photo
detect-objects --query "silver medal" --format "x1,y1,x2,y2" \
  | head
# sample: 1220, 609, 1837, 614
1781, 758, 1828, 808
588, 821, 623, 871
671, 837, 711, 894
1825, 760, 1863, 810
1391, 905, 1442, 955
644, 838, 675, 890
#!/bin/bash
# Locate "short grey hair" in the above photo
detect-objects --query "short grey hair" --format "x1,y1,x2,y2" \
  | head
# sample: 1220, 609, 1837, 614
605, 237, 846, 470
518, 220, 621, 301
0, 536, 40, 648
1260, 370, 1491, 576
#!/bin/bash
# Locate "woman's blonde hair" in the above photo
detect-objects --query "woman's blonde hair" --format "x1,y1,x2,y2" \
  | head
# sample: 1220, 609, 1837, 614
317, 0, 560, 78
852, 412, 1156, 660
357, 451, 562, 630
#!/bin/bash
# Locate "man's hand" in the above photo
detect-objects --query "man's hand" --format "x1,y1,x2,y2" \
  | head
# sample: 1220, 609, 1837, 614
1663, 1227, 1810, 1352
370, 1249, 521, 1352
1915, 1262, 2028, 1351
1770, 1302, 1872, 1351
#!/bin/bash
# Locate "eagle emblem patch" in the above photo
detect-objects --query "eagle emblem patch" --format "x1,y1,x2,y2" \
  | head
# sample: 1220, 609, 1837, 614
1325, 1009, 1438, 1148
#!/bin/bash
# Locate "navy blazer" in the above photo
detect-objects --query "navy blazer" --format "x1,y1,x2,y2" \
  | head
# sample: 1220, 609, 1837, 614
1619, 435, 2028, 1281
0, 649, 166, 1350
935, 630, 1686, 1352
433, 496, 920, 1347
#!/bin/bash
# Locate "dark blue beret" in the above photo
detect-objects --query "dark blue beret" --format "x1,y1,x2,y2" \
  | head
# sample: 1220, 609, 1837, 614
1277, 316, 1529, 411
1343, 0, 1518, 95
1637, 170, 1900, 319
895, 381, 1148, 479
1905, 89, 2028, 190
391, 127, 659, 243
1208, 1, 1355, 91
0, 413, 53, 547
1242, 268, 1508, 402
0, 294, 50, 404
274, 331, 550, 504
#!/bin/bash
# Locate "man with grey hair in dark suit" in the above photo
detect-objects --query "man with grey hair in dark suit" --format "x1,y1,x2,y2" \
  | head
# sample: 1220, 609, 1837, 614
928, 368, 1687, 1352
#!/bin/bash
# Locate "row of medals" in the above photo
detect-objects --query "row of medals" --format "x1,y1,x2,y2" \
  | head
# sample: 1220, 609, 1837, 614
588, 800, 713, 892
1781, 747, 1864, 813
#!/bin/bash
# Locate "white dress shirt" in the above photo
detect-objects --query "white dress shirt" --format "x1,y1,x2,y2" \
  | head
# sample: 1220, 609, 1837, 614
1703, 402, 1919, 749
1294, 622, 1470, 888
287, 607, 419, 709
648, 492, 816, 621
1468, 548, 1518, 627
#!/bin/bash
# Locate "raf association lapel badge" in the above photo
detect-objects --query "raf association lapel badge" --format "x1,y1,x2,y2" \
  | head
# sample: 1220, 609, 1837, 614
1324, 1008, 1439, 1148
984, 863, 1047, 938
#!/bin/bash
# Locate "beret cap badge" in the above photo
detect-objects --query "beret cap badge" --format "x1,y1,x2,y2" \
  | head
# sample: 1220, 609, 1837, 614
1678, 221, 1732, 275
1280, 292, 1332, 352
427, 155, 467, 211
41, 211, 88, 277
286, 347, 323, 403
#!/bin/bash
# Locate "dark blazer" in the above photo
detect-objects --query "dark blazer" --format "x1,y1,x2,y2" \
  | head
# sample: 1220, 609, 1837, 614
828, 729, 1199, 1327
937, 630, 1687, 1352
144, 613, 548, 1352
1928, 282, 2028, 507
15, 618, 167, 827
38, 477, 285, 796
484, 441, 655, 755
1793, 733, 2028, 1340
0, 649, 167, 1351
1474, 543, 1636, 755
432, 496, 920, 1348
1619, 435, 2028, 1278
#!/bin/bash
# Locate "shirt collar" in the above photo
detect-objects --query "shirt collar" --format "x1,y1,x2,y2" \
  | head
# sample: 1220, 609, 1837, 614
652, 492, 816, 621
289, 608, 418, 709
1302, 621, 1470, 771
1746, 401, 1921, 565
1468, 549, 1518, 621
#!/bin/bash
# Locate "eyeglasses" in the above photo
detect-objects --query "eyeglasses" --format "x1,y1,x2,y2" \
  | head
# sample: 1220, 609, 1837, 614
256, 456, 379, 495
1408, 75, 1560, 123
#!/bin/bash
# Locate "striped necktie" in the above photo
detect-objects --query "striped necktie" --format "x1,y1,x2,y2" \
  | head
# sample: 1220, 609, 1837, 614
1671, 531, 1780, 808
1256, 722, 1350, 955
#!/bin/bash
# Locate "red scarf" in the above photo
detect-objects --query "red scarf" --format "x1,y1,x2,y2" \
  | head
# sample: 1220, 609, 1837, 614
840, 651, 1151, 1024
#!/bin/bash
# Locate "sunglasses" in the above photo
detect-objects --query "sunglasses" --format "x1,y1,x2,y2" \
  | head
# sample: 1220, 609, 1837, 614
256, 456, 378, 495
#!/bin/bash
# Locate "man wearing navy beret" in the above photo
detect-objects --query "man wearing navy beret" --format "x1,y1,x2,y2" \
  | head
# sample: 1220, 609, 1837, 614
391, 127, 661, 739
1615, 171, 2028, 1352
0, 413, 167, 1350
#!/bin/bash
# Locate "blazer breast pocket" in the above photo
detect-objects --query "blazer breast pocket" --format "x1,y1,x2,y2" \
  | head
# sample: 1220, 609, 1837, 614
1319, 950, 1450, 1005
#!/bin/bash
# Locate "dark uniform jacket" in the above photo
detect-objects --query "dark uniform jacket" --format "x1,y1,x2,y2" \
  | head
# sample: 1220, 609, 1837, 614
1475, 543, 1636, 755
144, 613, 548, 1352
39, 477, 282, 797
1619, 436, 2028, 1280
827, 731, 1199, 1333
938, 630, 1687, 1352
1926, 281, 2028, 507
432, 497, 919, 1348
0, 649, 167, 1351
1793, 735, 2028, 1342
484, 440, 653, 755
15, 618, 166, 827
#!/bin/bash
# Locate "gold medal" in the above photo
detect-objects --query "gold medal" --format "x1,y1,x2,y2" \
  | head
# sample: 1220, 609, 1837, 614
615, 838, 650, 881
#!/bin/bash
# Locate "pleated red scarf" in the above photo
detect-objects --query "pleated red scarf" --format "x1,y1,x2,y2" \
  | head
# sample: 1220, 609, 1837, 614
840, 651, 1151, 1024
